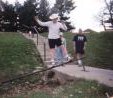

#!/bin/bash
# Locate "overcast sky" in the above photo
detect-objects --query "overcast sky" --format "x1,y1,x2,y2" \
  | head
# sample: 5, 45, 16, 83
69, 0, 105, 32
4, 0, 106, 32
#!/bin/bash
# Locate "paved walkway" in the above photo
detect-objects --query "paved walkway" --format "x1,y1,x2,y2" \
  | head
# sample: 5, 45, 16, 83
23, 33, 113, 87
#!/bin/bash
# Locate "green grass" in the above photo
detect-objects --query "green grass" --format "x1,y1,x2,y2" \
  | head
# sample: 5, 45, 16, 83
53, 80, 113, 98
7, 92, 52, 98
41, 31, 113, 70
6, 79, 113, 98
84, 32, 113, 70
0, 32, 43, 82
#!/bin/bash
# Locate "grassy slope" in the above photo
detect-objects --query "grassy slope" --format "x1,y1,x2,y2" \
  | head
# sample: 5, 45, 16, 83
0, 32, 43, 81
84, 32, 113, 70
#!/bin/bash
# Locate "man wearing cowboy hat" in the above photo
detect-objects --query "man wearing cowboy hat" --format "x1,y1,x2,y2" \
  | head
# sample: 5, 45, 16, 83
34, 13, 70, 65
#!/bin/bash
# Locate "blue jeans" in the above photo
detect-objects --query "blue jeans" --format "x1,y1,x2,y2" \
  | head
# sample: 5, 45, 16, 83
55, 47, 64, 62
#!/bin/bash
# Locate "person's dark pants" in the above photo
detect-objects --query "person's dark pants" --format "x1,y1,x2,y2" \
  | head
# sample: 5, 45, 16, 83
48, 38, 62, 49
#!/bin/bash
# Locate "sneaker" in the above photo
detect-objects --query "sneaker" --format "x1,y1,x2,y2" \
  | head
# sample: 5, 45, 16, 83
52, 62, 55, 65
63, 56, 71, 63
51, 59, 55, 65
67, 56, 72, 62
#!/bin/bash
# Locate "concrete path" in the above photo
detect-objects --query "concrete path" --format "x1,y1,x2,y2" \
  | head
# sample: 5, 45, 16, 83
23, 33, 113, 87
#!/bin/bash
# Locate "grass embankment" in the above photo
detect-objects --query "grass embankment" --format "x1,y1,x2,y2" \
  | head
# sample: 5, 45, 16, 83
0, 32, 43, 82
85, 32, 113, 70
41, 31, 113, 70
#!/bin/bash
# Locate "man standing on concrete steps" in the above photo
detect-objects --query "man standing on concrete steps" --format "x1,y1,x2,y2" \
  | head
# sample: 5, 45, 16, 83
34, 13, 71, 65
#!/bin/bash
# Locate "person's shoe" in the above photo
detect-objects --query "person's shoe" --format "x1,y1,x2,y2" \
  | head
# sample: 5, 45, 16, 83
67, 56, 72, 62
63, 56, 71, 63
51, 59, 55, 65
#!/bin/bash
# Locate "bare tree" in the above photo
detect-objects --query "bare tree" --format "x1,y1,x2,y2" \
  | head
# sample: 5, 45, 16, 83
104, 0, 113, 23
97, 0, 113, 31
104, 0, 113, 28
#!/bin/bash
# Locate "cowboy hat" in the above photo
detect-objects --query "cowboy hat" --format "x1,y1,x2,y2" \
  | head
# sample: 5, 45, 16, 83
49, 13, 60, 20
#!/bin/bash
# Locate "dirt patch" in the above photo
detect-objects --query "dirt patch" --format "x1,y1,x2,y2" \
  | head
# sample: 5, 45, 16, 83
0, 70, 75, 98
0, 71, 61, 98
0, 82, 56, 98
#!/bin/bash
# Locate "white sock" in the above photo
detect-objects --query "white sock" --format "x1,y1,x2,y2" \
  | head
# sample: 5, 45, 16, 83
51, 59, 54, 62
78, 60, 82, 65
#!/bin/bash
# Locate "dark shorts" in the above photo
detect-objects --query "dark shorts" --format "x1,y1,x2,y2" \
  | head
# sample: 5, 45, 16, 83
75, 48, 85, 54
48, 38, 62, 49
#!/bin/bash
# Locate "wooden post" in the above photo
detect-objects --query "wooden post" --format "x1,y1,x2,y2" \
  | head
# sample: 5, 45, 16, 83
37, 32, 38, 45
44, 42, 46, 61
33, 26, 39, 45
82, 64, 86, 71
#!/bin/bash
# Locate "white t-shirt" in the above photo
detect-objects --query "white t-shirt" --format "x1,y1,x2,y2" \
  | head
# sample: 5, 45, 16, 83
36, 20, 67, 39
